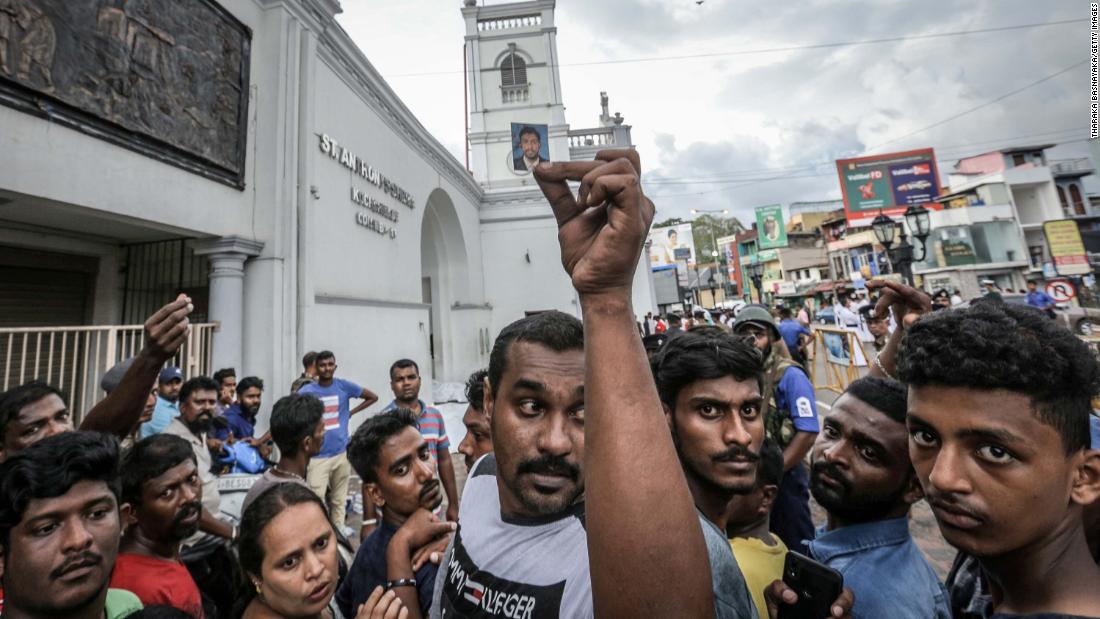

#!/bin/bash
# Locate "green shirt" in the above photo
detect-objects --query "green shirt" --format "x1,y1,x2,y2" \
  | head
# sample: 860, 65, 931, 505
105, 588, 143, 619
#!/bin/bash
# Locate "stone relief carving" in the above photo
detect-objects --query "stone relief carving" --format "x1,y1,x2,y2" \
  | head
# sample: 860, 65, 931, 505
0, 0, 251, 187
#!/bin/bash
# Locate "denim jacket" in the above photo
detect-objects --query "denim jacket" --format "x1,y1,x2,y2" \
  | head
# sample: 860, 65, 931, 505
808, 517, 951, 619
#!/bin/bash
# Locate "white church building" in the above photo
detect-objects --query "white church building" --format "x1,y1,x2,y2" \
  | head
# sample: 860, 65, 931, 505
0, 0, 655, 425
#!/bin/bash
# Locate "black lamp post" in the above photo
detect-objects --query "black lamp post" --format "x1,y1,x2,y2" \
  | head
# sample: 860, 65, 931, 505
871, 205, 932, 286
748, 261, 765, 304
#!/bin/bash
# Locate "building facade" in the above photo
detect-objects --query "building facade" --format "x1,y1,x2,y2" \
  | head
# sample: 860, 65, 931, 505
0, 0, 654, 428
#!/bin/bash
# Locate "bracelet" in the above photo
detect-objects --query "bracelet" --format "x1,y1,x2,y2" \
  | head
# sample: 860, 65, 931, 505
230, 525, 239, 543
872, 354, 896, 380
386, 578, 417, 589
362, 518, 378, 526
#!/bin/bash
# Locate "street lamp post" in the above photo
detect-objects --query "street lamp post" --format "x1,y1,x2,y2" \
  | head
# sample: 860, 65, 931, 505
871, 205, 932, 286
691, 208, 730, 303
748, 261, 765, 304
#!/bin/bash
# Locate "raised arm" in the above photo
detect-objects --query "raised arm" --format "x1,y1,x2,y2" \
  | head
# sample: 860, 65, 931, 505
534, 150, 713, 618
865, 280, 931, 379
80, 295, 192, 436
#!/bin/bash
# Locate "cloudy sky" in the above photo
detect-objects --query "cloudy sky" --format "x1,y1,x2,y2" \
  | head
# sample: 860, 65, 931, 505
337, 0, 1091, 226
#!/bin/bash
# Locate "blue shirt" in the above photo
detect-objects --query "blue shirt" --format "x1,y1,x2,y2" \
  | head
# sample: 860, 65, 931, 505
335, 519, 437, 618
1026, 290, 1055, 309
775, 366, 820, 433
809, 518, 951, 619
778, 319, 811, 353
210, 403, 255, 441
139, 395, 179, 439
298, 378, 363, 458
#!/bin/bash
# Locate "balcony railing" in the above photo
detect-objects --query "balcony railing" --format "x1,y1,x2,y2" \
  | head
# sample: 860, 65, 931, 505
1050, 158, 1094, 176
501, 84, 529, 104
0, 323, 217, 424
568, 128, 615, 149
477, 14, 542, 31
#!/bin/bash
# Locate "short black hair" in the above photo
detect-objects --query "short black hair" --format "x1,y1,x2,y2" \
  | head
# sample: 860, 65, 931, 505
0, 381, 66, 443
213, 368, 236, 386
347, 409, 419, 483
844, 376, 907, 425
488, 311, 584, 394
0, 431, 120, 547
120, 434, 196, 506
1027, 279, 1038, 286
899, 303, 1099, 453
756, 438, 783, 489
652, 326, 763, 410
668, 314, 682, 325
302, 351, 318, 370
236, 376, 264, 394
316, 350, 335, 363
390, 359, 419, 379
179, 376, 219, 405
465, 368, 489, 413
518, 125, 540, 141
778, 307, 792, 319
269, 394, 324, 458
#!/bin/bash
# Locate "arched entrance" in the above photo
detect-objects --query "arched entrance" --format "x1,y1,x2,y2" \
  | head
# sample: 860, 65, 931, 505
420, 188, 469, 381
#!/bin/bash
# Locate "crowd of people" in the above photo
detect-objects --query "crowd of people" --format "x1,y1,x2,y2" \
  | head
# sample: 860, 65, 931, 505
0, 150, 1098, 618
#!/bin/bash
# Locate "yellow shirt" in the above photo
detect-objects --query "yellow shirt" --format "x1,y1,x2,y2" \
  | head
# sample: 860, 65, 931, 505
730, 535, 789, 619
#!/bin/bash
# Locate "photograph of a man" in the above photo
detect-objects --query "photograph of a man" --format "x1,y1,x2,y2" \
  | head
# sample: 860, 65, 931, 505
763, 215, 780, 242
511, 123, 549, 173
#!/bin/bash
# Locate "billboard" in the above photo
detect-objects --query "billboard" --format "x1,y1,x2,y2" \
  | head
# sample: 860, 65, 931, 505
649, 223, 696, 267
755, 205, 788, 250
1043, 220, 1092, 275
836, 148, 943, 222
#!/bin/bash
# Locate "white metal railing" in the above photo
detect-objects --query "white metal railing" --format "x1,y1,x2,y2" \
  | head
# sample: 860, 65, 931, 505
477, 14, 542, 31
1050, 158, 1094, 176
0, 323, 217, 423
568, 128, 615, 149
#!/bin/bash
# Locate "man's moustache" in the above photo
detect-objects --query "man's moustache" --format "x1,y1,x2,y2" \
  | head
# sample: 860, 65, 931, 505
810, 460, 851, 492
711, 444, 759, 464
172, 501, 202, 527
517, 455, 580, 481
50, 551, 102, 579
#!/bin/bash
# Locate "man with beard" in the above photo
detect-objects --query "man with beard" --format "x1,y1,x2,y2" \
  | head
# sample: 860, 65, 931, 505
456, 368, 492, 472
212, 368, 236, 417
161, 377, 234, 544
732, 306, 819, 554
0, 431, 143, 618
807, 376, 950, 618
431, 150, 854, 618
383, 359, 459, 523
513, 125, 547, 172
211, 376, 273, 459
651, 325, 762, 616
340, 409, 455, 619
110, 434, 206, 617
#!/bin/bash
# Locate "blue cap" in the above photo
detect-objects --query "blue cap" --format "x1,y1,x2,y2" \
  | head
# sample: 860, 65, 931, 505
159, 367, 183, 383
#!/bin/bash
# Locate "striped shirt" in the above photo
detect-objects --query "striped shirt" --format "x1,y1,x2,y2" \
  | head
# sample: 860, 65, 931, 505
383, 399, 451, 462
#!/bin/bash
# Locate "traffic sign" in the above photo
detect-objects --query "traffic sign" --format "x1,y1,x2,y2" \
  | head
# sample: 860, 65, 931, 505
1046, 279, 1076, 303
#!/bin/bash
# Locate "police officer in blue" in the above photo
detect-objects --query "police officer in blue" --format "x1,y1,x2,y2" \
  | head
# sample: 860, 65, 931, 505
733, 306, 819, 554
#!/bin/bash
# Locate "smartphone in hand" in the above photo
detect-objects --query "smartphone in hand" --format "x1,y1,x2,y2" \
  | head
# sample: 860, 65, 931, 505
778, 551, 843, 619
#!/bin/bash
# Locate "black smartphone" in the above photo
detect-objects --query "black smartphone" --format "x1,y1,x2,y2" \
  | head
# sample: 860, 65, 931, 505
777, 551, 844, 619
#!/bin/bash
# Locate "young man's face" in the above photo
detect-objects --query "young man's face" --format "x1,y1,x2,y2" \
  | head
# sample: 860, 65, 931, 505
218, 376, 236, 405
725, 480, 777, 531
668, 375, 764, 497
867, 317, 889, 339
126, 459, 202, 544
158, 379, 182, 402
366, 426, 441, 519
810, 393, 917, 525
3, 480, 120, 616
180, 389, 217, 435
390, 366, 421, 404
2, 394, 74, 459
315, 357, 336, 381
239, 386, 263, 417
907, 386, 1100, 558
307, 419, 326, 457
458, 404, 493, 471
520, 132, 540, 160
487, 342, 585, 518
1027, 282, 1038, 292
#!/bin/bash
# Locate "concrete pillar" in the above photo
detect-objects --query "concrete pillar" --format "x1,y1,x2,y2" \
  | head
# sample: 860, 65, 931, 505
194, 236, 264, 372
